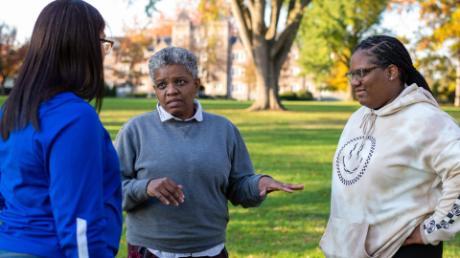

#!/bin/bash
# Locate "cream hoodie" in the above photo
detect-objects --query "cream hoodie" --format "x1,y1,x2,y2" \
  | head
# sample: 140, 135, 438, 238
320, 84, 460, 258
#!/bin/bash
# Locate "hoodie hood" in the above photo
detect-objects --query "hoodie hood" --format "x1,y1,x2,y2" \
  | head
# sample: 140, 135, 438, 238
373, 83, 438, 117
359, 84, 438, 138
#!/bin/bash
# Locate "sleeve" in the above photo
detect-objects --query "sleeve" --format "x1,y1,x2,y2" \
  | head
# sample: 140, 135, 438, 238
0, 115, 3, 210
226, 124, 265, 208
48, 108, 114, 257
420, 116, 460, 245
114, 123, 151, 211
0, 173, 3, 209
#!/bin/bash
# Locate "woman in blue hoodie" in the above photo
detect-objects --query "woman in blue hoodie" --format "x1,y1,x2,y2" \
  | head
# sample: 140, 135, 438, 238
0, 1, 122, 257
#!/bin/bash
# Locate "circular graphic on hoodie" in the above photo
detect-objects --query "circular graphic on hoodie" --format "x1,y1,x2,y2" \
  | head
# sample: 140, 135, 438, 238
335, 135, 376, 186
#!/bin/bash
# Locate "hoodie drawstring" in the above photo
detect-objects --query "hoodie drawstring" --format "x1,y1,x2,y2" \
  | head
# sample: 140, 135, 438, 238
360, 110, 377, 138
358, 110, 377, 154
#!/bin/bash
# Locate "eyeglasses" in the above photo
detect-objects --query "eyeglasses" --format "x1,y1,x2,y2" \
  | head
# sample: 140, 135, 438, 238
345, 66, 379, 81
100, 38, 114, 55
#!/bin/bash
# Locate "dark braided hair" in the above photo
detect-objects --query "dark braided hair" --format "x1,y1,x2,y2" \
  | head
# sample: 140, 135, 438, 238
354, 35, 431, 93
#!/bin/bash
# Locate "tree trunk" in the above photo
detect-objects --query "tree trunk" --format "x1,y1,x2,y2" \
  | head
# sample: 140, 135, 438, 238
0, 75, 6, 95
230, 0, 310, 111
248, 40, 284, 111
250, 66, 284, 110
455, 54, 460, 107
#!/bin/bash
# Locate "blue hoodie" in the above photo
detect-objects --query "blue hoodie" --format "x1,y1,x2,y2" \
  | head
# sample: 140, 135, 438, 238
0, 92, 122, 257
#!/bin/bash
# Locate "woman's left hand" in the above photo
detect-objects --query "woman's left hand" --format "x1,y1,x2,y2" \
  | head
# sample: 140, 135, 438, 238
403, 225, 424, 246
258, 176, 304, 196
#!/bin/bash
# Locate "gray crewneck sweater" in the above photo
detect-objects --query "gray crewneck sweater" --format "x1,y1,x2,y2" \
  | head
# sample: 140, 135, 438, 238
115, 110, 264, 253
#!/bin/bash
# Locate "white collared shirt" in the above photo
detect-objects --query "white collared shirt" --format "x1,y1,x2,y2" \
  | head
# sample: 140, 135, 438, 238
156, 99, 203, 122
148, 243, 225, 258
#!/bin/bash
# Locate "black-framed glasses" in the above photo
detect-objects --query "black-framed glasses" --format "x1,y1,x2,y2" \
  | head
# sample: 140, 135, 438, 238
100, 38, 114, 55
345, 66, 379, 81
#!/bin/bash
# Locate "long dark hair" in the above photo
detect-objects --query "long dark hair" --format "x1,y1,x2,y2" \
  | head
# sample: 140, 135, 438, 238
0, 0, 106, 140
353, 35, 431, 93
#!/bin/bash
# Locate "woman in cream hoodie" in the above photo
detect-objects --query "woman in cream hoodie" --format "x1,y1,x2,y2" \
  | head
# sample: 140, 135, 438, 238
320, 35, 460, 258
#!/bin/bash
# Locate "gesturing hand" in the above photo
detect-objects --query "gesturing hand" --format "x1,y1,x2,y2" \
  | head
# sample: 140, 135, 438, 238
258, 176, 304, 196
403, 225, 424, 246
146, 177, 185, 206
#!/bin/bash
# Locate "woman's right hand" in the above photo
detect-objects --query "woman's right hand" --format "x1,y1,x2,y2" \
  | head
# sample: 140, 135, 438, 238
146, 178, 185, 206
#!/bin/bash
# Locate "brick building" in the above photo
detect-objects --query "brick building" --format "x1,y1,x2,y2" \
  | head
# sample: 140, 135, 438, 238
104, 12, 317, 100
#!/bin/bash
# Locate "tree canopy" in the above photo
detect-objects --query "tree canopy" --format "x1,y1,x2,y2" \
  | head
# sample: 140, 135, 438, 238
417, 0, 460, 106
0, 23, 27, 94
297, 0, 388, 99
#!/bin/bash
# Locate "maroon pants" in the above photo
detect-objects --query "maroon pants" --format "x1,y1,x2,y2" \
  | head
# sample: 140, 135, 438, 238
127, 243, 229, 258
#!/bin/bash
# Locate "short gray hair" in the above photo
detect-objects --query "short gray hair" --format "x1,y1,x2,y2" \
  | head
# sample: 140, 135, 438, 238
148, 47, 198, 82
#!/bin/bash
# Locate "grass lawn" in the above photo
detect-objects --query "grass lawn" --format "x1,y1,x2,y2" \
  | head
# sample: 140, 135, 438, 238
97, 98, 460, 258
1, 96, 460, 257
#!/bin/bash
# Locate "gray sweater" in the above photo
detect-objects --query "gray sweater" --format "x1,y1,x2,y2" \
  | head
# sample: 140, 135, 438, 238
115, 110, 264, 253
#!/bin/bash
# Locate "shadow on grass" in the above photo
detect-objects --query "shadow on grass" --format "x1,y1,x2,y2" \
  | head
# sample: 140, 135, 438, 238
236, 118, 349, 128
242, 128, 342, 147
284, 103, 360, 113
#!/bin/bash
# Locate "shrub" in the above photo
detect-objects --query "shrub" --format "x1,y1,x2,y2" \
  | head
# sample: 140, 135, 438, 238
280, 90, 314, 101
133, 92, 148, 98
280, 91, 298, 100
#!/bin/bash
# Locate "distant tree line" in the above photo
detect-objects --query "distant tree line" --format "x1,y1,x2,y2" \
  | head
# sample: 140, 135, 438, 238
0, 23, 27, 95
2, 1, 458, 107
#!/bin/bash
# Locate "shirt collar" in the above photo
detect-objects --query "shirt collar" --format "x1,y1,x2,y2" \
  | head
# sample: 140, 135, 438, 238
156, 99, 203, 123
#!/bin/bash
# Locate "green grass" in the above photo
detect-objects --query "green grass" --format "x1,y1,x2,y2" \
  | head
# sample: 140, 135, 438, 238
1, 96, 460, 257
97, 98, 460, 258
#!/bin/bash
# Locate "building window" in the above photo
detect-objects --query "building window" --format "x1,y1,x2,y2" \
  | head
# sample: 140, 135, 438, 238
292, 67, 300, 75
237, 84, 245, 93
231, 67, 242, 77
239, 52, 245, 61
292, 84, 301, 92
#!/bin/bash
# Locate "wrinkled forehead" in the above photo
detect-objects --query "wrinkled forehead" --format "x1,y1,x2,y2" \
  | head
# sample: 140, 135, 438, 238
153, 64, 194, 79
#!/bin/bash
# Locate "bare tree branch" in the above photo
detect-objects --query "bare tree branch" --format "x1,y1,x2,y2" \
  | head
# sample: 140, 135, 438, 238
271, 0, 310, 58
252, 0, 267, 36
230, 0, 255, 62
266, 0, 282, 40
242, 5, 253, 35
247, 0, 255, 14
273, 24, 297, 70
287, 0, 296, 16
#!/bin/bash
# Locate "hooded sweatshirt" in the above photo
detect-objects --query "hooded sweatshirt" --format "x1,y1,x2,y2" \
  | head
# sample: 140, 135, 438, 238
320, 84, 460, 258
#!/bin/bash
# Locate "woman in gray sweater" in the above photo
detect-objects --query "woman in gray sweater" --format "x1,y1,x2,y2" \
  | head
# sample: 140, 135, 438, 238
115, 46, 303, 258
